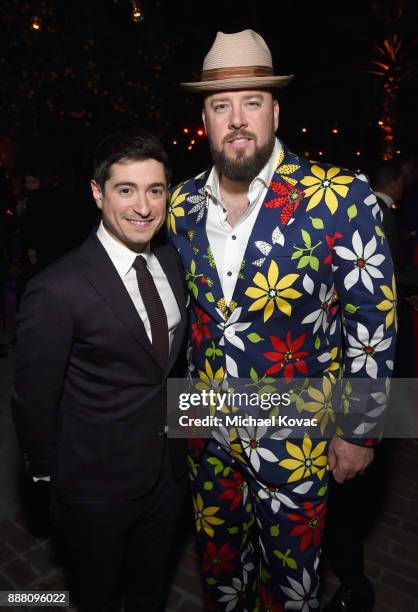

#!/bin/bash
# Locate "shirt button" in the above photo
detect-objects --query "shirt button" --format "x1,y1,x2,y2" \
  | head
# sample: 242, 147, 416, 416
231, 235, 237, 240
225, 328, 234, 338
227, 271, 232, 277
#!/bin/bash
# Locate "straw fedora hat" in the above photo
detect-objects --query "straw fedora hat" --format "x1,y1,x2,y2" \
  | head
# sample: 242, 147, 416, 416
180, 29, 294, 93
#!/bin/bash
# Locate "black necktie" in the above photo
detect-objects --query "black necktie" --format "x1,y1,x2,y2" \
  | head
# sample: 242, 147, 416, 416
132, 255, 169, 368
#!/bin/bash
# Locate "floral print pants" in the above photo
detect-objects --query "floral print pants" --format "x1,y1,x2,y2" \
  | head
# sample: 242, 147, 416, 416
191, 439, 328, 612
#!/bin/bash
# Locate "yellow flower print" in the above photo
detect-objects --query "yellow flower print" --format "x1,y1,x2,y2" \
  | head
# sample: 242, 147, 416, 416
279, 433, 328, 483
303, 378, 343, 436
197, 359, 225, 391
193, 492, 224, 537
274, 148, 300, 186
377, 274, 398, 330
167, 184, 187, 234
300, 165, 354, 214
325, 346, 342, 382
196, 360, 226, 415
213, 425, 246, 464
245, 260, 301, 322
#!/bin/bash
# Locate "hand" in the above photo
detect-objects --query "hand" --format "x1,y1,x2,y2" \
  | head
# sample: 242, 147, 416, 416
328, 435, 374, 483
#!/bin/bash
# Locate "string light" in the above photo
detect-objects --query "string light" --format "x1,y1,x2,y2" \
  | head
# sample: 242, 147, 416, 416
197, 129, 204, 137
190, 139, 196, 145
31, 16, 41, 31
318, 151, 323, 156
301, 127, 308, 133
368, 33, 405, 160
356, 150, 361, 156
131, 1, 144, 23
172, 140, 178, 145
183, 128, 189, 134
332, 128, 339, 134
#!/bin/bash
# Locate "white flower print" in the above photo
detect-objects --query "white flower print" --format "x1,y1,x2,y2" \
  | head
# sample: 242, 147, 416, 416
218, 577, 245, 611
335, 230, 385, 294
240, 544, 255, 585
302, 284, 335, 333
255, 481, 298, 513
346, 322, 392, 378
280, 568, 319, 611
363, 191, 383, 220
237, 425, 278, 472
216, 307, 251, 351
187, 187, 207, 222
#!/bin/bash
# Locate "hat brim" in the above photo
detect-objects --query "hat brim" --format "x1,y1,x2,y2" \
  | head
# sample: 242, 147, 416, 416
180, 75, 295, 92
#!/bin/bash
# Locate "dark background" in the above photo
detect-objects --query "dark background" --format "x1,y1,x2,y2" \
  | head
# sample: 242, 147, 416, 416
0, 0, 417, 189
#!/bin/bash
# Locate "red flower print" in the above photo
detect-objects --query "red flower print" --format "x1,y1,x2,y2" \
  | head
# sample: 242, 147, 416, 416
219, 470, 247, 511
263, 332, 309, 381
264, 180, 305, 224
324, 232, 344, 265
201, 541, 238, 577
288, 501, 326, 551
191, 305, 211, 349
259, 585, 284, 612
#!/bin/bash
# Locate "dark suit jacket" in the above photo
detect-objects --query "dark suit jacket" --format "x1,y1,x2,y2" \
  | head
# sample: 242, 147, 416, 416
12, 231, 188, 503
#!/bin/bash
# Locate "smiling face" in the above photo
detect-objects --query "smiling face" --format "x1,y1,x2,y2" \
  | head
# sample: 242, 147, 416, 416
90, 158, 167, 252
202, 90, 279, 183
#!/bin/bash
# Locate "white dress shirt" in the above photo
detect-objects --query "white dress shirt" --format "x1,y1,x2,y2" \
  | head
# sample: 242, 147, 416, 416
204, 139, 282, 305
97, 222, 181, 350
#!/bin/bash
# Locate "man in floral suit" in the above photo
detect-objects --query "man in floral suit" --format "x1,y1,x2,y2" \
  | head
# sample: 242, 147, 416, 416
168, 30, 396, 611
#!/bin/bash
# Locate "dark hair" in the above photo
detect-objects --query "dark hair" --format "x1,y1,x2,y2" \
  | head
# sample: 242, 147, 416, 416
92, 127, 171, 190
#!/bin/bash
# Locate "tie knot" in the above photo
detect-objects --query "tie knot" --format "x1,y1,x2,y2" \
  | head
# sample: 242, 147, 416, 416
132, 255, 148, 272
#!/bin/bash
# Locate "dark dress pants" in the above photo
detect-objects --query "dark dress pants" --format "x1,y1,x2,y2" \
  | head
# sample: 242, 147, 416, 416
56, 441, 188, 612
324, 444, 388, 587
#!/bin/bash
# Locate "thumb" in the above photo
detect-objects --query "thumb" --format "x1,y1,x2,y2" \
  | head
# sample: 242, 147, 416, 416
328, 446, 337, 472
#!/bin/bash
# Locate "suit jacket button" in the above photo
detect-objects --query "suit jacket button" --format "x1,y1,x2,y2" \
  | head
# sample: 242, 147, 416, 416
157, 431, 164, 437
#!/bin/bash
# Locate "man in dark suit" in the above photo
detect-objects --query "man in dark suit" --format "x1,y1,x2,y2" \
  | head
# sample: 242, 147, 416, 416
373, 160, 403, 268
12, 128, 189, 612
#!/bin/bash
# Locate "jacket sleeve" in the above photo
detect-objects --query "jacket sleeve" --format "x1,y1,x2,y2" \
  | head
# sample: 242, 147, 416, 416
11, 279, 74, 476
332, 175, 396, 445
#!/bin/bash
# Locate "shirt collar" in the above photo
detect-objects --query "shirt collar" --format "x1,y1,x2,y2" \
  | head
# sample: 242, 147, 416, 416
96, 221, 151, 278
204, 138, 283, 204
374, 191, 394, 209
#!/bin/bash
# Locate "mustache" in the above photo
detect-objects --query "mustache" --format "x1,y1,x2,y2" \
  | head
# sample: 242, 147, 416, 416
223, 130, 256, 144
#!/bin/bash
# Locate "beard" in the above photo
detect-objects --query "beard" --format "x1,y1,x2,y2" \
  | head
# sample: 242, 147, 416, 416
210, 131, 276, 183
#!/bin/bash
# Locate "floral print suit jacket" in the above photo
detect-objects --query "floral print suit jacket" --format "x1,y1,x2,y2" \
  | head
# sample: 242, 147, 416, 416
168, 143, 396, 485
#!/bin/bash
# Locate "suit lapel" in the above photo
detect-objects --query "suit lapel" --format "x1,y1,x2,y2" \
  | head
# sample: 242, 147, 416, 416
179, 145, 306, 320
77, 233, 158, 365
181, 174, 227, 321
